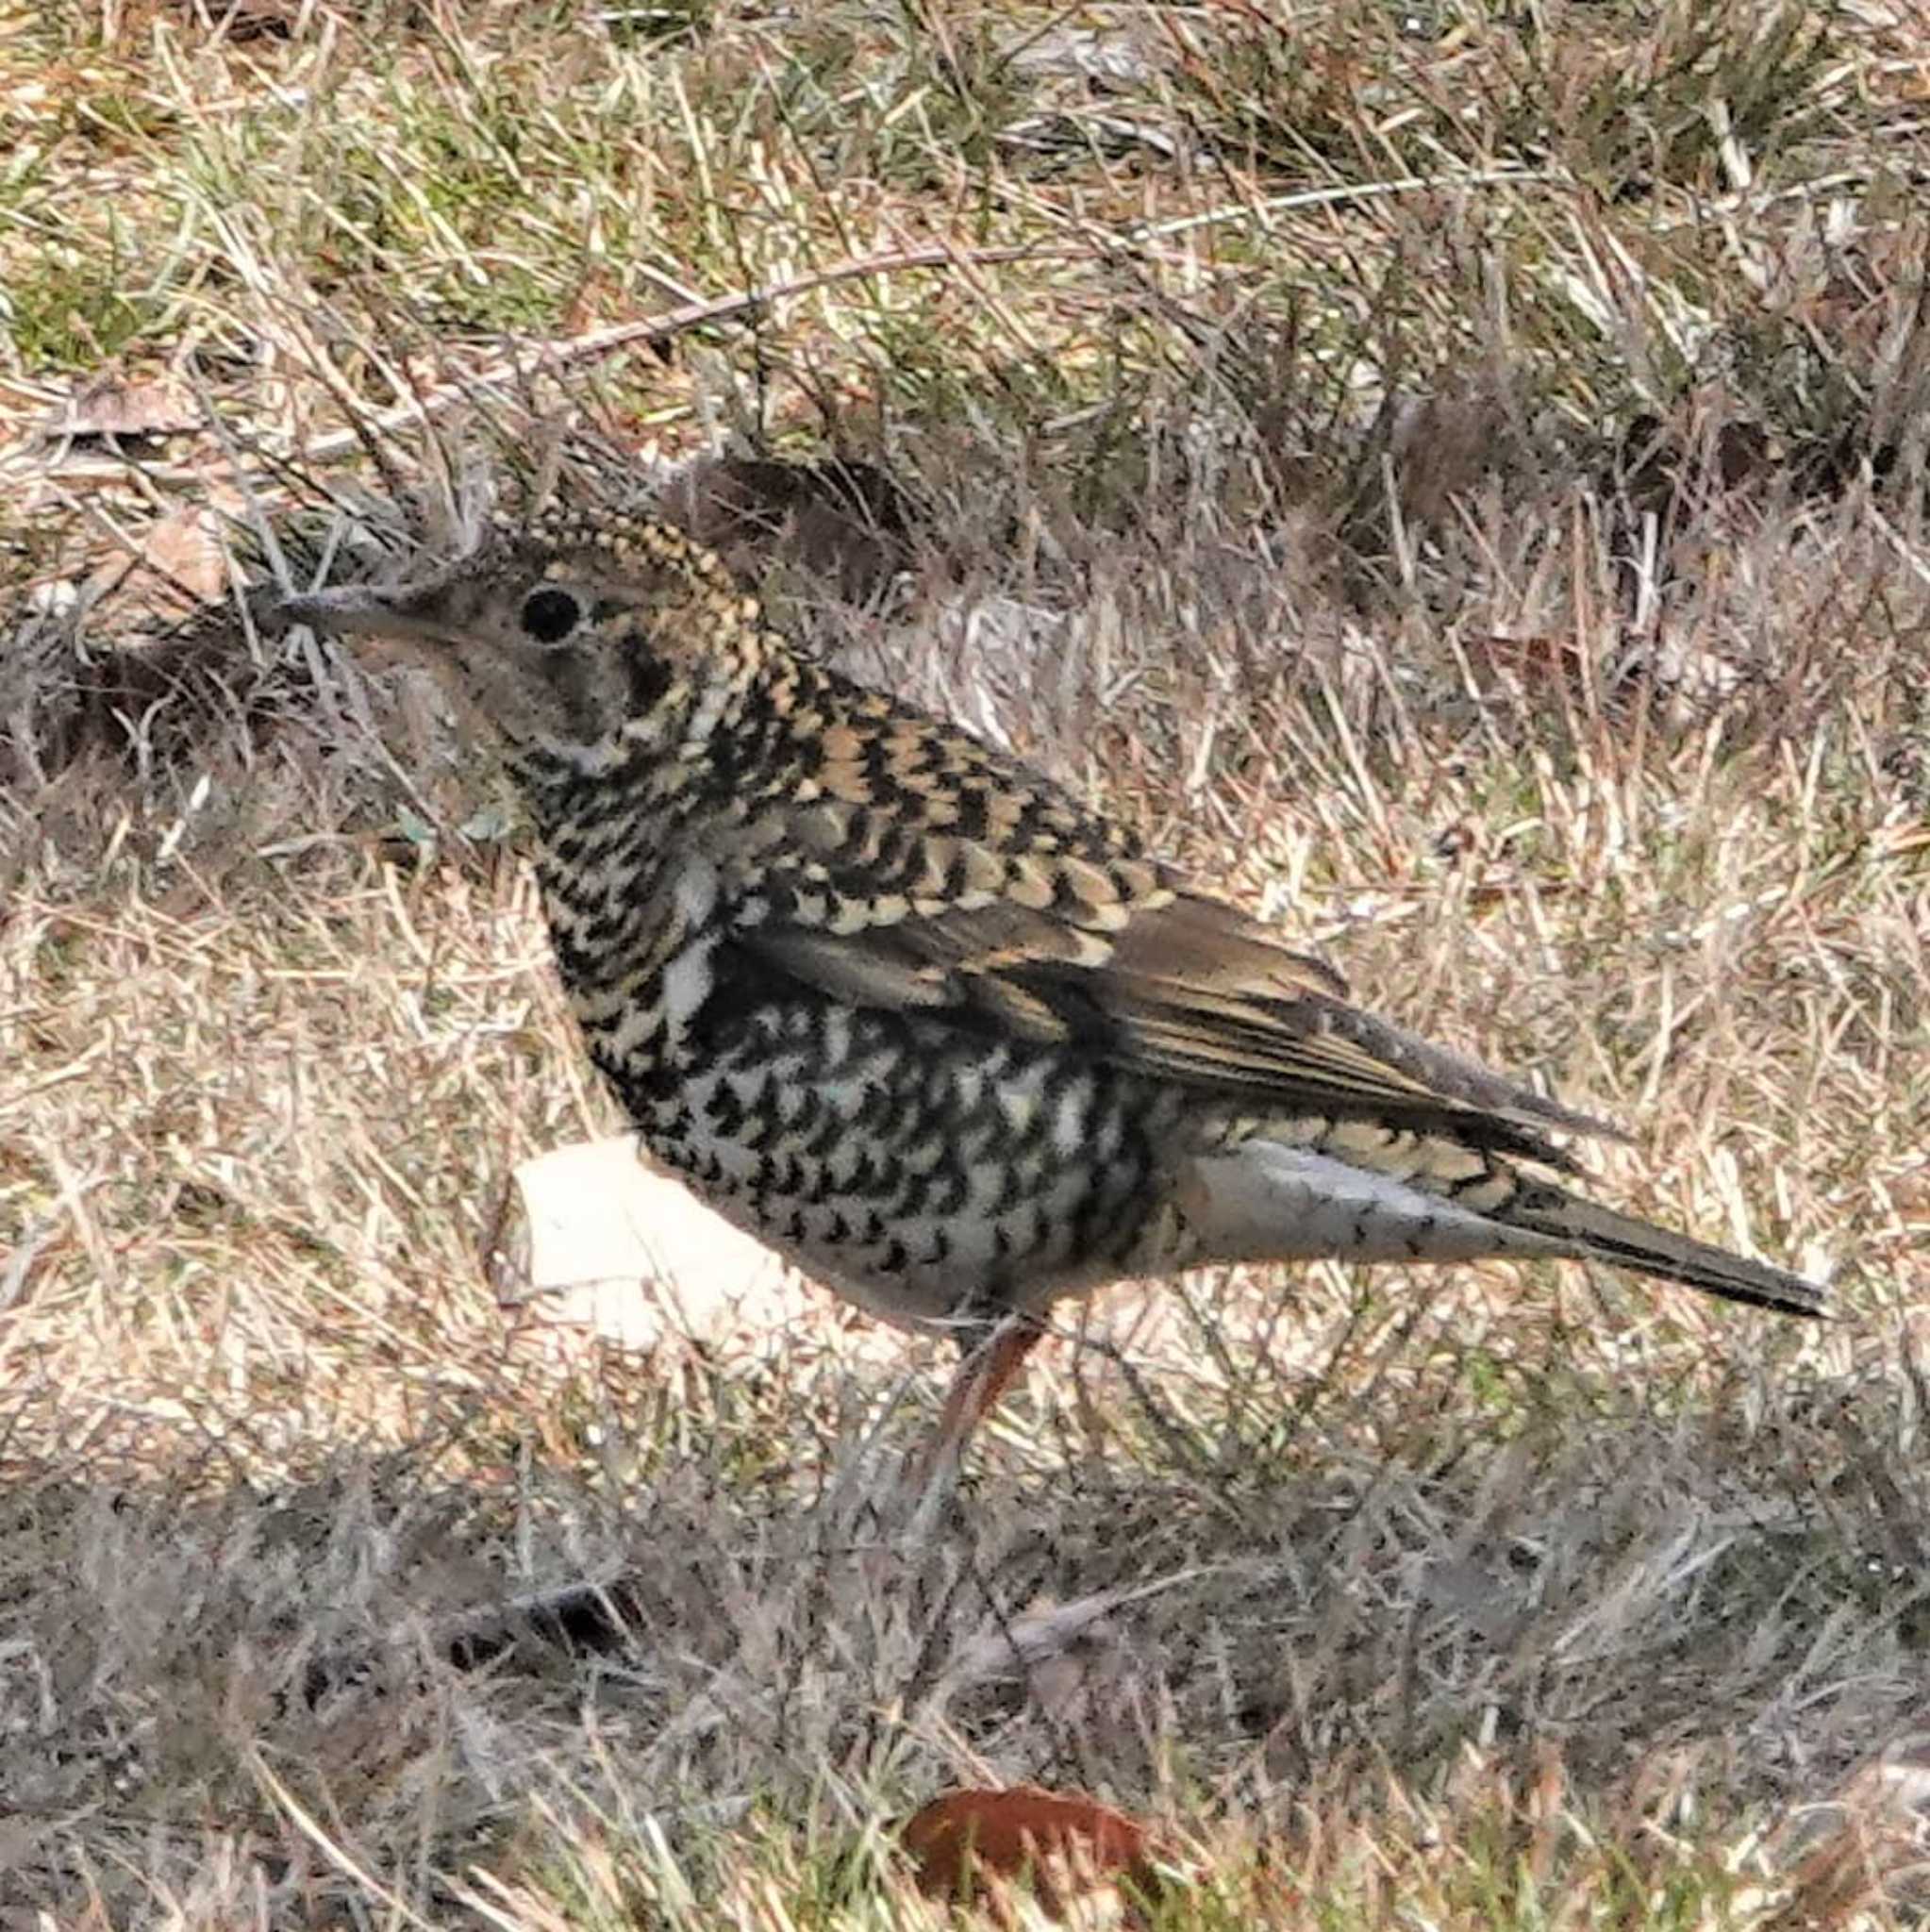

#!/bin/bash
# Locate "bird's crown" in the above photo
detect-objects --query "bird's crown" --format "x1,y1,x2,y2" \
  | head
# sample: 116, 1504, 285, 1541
273, 502, 779, 766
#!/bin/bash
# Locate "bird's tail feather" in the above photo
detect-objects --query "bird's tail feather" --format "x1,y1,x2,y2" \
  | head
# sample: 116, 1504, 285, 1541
1508, 1186, 1826, 1318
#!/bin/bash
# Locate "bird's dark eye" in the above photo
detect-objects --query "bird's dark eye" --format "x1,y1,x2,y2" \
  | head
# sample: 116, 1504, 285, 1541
520, 586, 581, 643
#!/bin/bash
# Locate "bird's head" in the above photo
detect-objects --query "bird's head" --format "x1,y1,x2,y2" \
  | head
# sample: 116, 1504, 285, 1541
267, 507, 772, 770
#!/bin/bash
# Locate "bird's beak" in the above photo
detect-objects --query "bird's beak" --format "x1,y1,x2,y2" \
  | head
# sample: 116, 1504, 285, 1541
263, 575, 458, 656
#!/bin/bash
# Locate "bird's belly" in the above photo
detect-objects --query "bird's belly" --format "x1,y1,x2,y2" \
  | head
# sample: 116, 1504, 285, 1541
1174, 1136, 1564, 1268
596, 1004, 1165, 1329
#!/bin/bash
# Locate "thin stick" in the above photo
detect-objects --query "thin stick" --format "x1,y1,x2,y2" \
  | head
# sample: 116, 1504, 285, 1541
287, 242, 1101, 468
11, 167, 1572, 504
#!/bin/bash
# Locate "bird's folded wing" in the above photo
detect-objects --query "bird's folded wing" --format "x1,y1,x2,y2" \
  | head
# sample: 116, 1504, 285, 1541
732, 841, 1619, 1164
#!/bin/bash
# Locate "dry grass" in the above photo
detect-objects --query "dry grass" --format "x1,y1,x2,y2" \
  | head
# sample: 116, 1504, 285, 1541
3, 0, 1929, 1924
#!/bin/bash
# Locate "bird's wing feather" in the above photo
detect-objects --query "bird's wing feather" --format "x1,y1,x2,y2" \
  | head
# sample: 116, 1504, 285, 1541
728, 829, 1619, 1164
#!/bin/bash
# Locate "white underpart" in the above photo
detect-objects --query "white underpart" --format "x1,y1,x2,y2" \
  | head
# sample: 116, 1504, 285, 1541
601, 995, 661, 1061
681, 680, 737, 755
1181, 1140, 1573, 1269
819, 1005, 853, 1069
673, 857, 719, 932
994, 1058, 1049, 1134
1051, 1076, 1092, 1158
659, 941, 715, 1036
660, 860, 720, 1032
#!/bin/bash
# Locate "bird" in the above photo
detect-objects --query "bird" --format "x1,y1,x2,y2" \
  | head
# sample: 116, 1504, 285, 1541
267, 501, 1826, 1476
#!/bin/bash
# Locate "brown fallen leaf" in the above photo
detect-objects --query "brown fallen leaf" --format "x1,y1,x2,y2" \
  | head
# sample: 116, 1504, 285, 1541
898, 1785, 1174, 1926
130, 505, 230, 604
1762, 1727, 1930, 1925
39, 371, 201, 444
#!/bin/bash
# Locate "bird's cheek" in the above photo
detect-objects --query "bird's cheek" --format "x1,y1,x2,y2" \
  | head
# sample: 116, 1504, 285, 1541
422, 646, 513, 727
340, 630, 422, 671
537, 650, 614, 746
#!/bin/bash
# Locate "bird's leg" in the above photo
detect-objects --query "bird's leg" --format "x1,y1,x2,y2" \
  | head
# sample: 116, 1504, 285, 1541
915, 1308, 1046, 1495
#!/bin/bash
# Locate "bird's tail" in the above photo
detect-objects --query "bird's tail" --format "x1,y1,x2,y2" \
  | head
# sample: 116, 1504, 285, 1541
1506, 1183, 1827, 1318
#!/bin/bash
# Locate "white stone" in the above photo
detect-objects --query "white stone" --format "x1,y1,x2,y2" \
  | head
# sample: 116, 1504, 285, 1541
503, 1133, 796, 1350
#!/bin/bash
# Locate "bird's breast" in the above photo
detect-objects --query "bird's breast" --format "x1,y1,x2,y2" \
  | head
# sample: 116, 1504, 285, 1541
578, 951, 1181, 1324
